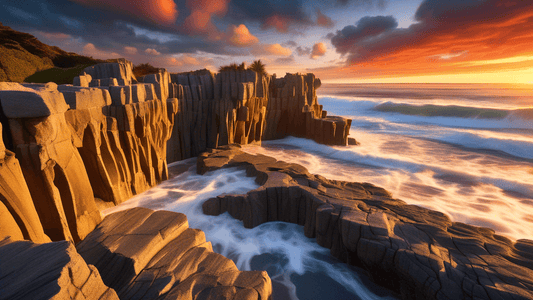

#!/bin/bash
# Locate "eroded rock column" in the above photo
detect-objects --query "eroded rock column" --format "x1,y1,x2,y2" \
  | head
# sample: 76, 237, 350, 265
0, 83, 101, 243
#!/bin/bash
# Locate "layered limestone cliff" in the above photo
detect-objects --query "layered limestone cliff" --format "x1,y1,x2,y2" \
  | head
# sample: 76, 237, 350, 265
0, 59, 349, 300
163, 68, 351, 162
0, 60, 177, 243
0, 60, 349, 244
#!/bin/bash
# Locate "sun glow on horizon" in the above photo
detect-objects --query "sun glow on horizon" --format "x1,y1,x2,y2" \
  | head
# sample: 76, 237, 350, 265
321, 68, 533, 85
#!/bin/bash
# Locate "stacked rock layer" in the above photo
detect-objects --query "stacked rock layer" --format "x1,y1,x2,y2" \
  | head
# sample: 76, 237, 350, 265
200, 145, 533, 300
0, 60, 349, 244
164, 68, 351, 163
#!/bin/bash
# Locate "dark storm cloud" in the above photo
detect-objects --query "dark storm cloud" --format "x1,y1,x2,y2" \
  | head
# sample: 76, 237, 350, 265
226, 0, 313, 32
0, 0, 231, 55
329, 0, 533, 65
336, 0, 387, 9
330, 15, 397, 55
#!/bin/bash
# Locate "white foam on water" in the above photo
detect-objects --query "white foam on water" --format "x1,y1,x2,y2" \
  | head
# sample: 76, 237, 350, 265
104, 159, 396, 300
243, 135, 533, 241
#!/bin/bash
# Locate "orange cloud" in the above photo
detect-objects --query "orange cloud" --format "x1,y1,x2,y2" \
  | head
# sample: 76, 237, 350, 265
157, 54, 215, 72
316, 9, 334, 28
70, 0, 178, 25
183, 0, 229, 36
82, 43, 120, 59
325, 1, 533, 82
252, 44, 292, 56
145, 48, 161, 56
227, 24, 259, 47
311, 42, 327, 59
264, 44, 292, 56
123, 46, 137, 55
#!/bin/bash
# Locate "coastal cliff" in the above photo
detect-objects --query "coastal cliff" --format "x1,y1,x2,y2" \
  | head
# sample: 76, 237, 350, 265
0, 59, 349, 299
199, 146, 533, 300
1, 59, 531, 300
0, 59, 350, 244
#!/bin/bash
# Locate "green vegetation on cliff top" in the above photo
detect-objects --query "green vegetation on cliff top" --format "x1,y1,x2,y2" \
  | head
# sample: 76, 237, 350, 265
219, 60, 267, 75
0, 22, 103, 84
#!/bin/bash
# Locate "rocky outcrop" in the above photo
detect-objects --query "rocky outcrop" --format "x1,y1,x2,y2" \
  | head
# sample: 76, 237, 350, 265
165, 69, 268, 162
77, 207, 272, 300
200, 145, 533, 300
0, 236, 118, 299
82, 58, 136, 86
0, 60, 176, 243
0, 82, 101, 243
165, 69, 351, 163
0, 120, 49, 243
265, 74, 350, 145
0, 59, 349, 299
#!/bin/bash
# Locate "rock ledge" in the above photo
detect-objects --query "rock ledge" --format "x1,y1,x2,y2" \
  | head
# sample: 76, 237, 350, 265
200, 145, 533, 300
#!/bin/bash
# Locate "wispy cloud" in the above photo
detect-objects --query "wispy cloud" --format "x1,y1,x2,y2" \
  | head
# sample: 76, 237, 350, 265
316, 9, 334, 28
145, 48, 161, 56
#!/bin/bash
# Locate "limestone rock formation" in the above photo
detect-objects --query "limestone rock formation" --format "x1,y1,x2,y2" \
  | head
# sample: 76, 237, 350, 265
166, 69, 351, 163
82, 59, 136, 86
200, 145, 533, 300
0, 237, 118, 300
0, 62, 177, 243
0, 60, 353, 300
0, 82, 101, 243
77, 207, 272, 300
0, 123, 49, 243
265, 73, 351, 146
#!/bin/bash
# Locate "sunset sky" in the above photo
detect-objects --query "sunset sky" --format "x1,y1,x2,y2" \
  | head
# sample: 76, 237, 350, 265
2, 0, 533, 83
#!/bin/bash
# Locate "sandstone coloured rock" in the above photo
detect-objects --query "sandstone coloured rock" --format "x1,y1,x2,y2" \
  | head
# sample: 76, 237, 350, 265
0, 236, 118, 300
0, 82, 69, 118
0, 124, 49, 243
82, 59, 136, 86
77, 207, 272, 300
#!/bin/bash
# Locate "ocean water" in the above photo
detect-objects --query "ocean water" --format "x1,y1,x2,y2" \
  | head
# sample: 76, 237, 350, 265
104, 161, 395, 299
105, 83, 533, 299
245, 83, 533, 241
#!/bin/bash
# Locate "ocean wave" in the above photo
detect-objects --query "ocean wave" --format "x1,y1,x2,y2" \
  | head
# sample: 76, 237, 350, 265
245, 137, 533, 240
373, 102, 533, 121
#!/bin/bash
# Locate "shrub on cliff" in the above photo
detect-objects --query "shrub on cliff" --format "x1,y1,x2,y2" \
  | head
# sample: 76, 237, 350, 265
219, 63, 239, 72
249, 60, 266, 76
219, 60, 267, 76
133, 63, 160, 78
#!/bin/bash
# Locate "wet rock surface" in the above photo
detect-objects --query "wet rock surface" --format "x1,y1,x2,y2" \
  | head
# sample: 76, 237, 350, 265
200, 145, 533, 300
77, 207, 271, 300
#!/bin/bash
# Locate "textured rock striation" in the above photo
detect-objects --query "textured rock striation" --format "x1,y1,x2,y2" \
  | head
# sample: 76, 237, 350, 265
0, 59, 350, 300
0, 121, 49, 243
0, 59, 349, 243
77, 207, 272, 300
164, 69, 351, 163
0, 60, 176, 243
200, 145, 533, 300
0, 236, 118, 300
